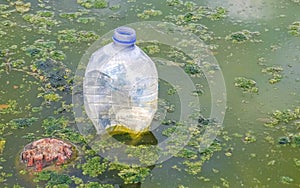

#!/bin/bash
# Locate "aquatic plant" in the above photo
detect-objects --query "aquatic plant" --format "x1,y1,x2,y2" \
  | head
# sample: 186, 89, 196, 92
14, 1, 31, 13
34, 170, 72, 186
8, 117, 38, 129
23, 11, 59, 28
142, 44, 160, 55
288, 21, 300, 37
57, 29, 99, 43
137, 9, 162, 19
0, 140, 5, 154
81, 156, 107, 177
264, 107, 300, 126
234, 77, 259, 93
261, 66, 283, 84
166, 0, 183, 6
77, 0, 108, 9
118, 166, 150, 184
280, 176, 294, 184
226, 30, 261, 43
77, 17, 96, 24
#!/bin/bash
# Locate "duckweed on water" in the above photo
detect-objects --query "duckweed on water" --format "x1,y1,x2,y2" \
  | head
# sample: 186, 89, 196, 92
280, 176, 294, 184
0, 140, 5, 154
14, 1, 31, 13
264, 107, 300, 126
57, 29, 99, 43
8, 117, 38, 129
118, 167, 150, 184
234, 77, 259, 93
81, 156, 107, 177
261, 66, 283, 84
137, 9, 162, 19
226, 30, 261, 43
23, 11, 59, 28
76, 17, 96, 24
77, 0, 108, 9
288, 21, 300, 37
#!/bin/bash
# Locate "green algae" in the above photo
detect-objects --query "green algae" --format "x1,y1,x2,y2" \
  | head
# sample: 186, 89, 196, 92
226, 30, 261, 43
280, 176, 294, 184
118, 166, 150, 184
76, 17, 96, 24
23, 11, 59, 27
234, 77, 259, 93
264, 107, 300, 126
0, 140, 5, 154
81, 156, 107, 177
77, 0, 108, 9
8, 117, 38, 129
14, 1, 31, 13
288, 21, 300, 37
137, 9, 162, 19
262, 66, 283, 84
57, 29, 99, 43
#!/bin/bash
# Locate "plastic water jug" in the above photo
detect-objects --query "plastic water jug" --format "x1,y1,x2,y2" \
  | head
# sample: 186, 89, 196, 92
83, 26, 158, 135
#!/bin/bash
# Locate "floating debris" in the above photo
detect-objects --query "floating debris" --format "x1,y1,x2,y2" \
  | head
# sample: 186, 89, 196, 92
21, 138, 74, 171
234, 77, 259, 93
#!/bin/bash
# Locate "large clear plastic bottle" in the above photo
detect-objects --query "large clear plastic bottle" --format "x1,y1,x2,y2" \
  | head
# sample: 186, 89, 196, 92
83, 26, 158, 135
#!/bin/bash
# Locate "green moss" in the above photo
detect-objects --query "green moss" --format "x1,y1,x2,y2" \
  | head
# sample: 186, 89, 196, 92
288, 21, 300, 37
234, 77, 259, 93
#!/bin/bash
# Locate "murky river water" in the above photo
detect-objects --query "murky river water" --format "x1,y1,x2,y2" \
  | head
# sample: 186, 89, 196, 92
0, 0, 299, 187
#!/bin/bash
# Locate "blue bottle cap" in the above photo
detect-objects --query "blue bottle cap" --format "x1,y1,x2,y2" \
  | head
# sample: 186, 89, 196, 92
112, 26, 136, 45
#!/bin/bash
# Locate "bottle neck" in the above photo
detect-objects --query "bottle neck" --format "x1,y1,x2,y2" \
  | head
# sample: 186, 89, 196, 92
112, 41, 135, 50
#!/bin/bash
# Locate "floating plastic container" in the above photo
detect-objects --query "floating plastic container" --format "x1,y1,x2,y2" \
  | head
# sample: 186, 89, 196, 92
83, 26, 158, 135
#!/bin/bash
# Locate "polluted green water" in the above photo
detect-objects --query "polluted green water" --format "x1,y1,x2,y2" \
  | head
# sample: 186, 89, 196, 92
0, 0, 299, 187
